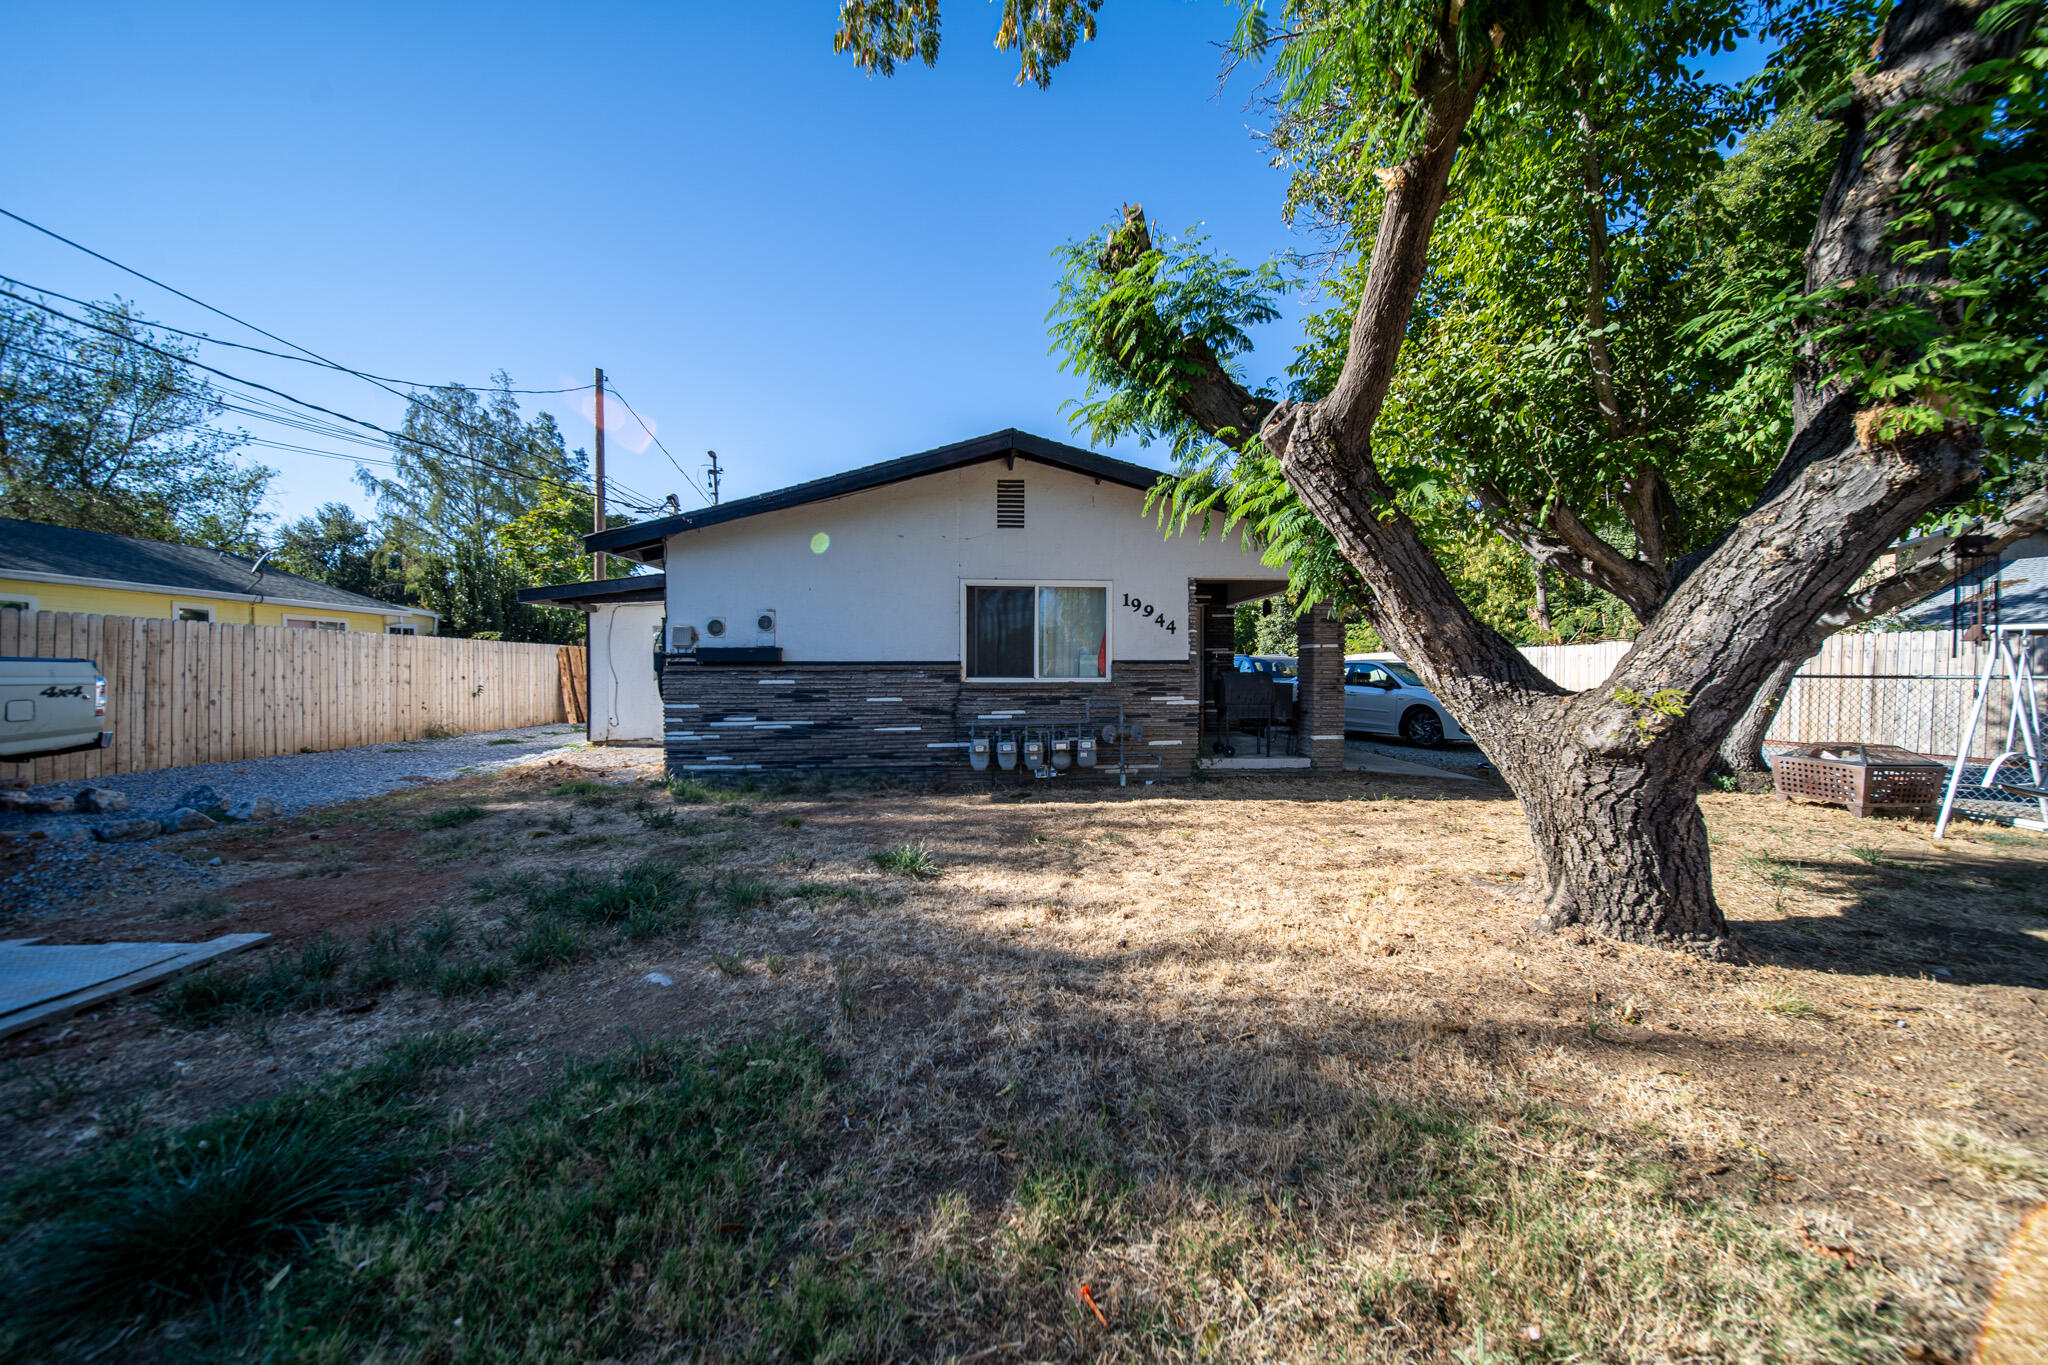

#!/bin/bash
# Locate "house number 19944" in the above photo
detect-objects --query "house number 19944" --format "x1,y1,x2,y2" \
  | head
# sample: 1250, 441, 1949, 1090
1121, 594, 1178, 635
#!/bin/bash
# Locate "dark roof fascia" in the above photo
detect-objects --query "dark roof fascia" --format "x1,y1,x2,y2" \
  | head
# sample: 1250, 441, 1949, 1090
516, 573, 668, 607
584, 429, 1169, 561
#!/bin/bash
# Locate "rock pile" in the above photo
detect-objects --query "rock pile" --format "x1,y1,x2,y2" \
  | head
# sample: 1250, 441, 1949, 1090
0, 781, 284, 844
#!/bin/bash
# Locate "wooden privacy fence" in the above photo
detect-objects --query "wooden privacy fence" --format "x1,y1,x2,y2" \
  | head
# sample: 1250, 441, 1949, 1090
1516, 640, 1635, 692
558, 645, 589, 724
2, 608, 571, 786
1515, 630, 2012, 758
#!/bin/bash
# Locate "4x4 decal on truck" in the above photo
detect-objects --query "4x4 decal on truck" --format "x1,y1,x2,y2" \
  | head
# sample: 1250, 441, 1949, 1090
39, 685, 85, 699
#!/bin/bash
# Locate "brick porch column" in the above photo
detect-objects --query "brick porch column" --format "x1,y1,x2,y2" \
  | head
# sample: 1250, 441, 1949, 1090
1295, 604, 1346, 771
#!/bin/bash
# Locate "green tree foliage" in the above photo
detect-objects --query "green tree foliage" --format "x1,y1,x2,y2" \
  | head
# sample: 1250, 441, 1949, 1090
500, 479, 638, 598
356, 378, 622, 643
836, 0, 1101, 86
1055, 1, 1862, 637
0, 294, 273, 552
1703, 0, 2048, 513
268, 502, 401, 601
913, 0, 2044, 645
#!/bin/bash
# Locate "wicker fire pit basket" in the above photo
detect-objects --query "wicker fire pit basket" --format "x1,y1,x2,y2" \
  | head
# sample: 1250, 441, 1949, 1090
1771, 743, 1947, 818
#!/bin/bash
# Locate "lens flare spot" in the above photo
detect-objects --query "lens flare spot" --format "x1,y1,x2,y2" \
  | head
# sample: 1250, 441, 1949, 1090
810, 532, 830, 555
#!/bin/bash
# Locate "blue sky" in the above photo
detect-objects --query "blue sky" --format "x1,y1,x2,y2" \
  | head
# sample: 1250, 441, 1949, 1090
5, 2, 1768, 531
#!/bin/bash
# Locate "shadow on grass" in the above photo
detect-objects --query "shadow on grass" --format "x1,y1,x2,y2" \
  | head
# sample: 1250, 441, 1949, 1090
0, 1018, 1896, 1365
1729, 846, 2048, 988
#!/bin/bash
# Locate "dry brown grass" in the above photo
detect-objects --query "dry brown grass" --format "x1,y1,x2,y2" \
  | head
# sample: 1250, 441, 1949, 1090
7, 761, 2048, 1360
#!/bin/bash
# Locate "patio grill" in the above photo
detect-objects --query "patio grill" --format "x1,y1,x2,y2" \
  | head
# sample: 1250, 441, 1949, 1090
1773, 743, 1946, 819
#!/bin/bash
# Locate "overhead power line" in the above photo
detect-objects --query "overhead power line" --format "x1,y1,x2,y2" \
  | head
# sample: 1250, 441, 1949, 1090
0, 272, 592, 394
4, 317, 655, 511
0, 208, 670, 521
0, 215, 612, 490
602, 380, 709, 507
0, 206, 492, 401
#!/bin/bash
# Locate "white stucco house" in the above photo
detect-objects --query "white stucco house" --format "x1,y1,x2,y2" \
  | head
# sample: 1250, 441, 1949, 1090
560, 429, 1344, 778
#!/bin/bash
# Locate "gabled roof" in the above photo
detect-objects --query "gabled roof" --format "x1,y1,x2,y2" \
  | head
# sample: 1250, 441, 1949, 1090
517, 573, 667, 607
584, 429, 1169, 562
0, 517, 429, 617
1908, 553, 2048, 629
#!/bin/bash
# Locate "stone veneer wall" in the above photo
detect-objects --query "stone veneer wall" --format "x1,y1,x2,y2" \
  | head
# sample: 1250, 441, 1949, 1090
659, 658, 1202, 779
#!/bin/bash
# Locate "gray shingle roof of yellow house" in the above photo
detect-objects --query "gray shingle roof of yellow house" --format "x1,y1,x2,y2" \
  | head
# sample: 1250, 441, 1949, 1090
0, 517, 438, 632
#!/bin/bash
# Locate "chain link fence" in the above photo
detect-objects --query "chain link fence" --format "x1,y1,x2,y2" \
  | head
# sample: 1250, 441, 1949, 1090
1770, 667, 2047, 823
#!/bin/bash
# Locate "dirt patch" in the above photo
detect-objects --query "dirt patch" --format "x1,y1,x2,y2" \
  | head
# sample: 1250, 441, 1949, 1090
3, 766, 2046, 1359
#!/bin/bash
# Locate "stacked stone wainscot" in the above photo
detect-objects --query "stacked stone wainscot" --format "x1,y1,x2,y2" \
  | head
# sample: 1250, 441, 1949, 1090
659, 659, 1202, 778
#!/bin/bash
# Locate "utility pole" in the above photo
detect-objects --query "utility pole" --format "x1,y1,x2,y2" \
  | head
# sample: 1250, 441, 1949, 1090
706, 450, 722, 505
592, 367, 607, 580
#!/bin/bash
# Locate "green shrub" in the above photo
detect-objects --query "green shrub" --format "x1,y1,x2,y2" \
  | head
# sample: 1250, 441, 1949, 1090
525, 858, 698, 929
870, 843, 942, 880
511, 917, 582, 971
421, 805, 486, 829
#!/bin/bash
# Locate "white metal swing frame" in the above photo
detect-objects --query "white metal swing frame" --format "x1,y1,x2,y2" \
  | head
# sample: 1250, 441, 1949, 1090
1934, 623, 2048, 838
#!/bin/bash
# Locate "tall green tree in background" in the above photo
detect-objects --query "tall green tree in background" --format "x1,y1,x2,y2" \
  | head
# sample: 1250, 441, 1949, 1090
0, 293, 273, 552
269, 502, 405, 602
358, 377, 620, 643
840, 0, 2048, 949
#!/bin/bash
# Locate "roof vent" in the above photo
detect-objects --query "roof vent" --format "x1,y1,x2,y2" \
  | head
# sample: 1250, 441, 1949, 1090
996, 479, 1025, 529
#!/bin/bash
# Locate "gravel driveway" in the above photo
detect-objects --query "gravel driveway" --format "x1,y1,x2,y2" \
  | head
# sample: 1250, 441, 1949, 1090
2, 725, 611, 915
21, 724, 596, 816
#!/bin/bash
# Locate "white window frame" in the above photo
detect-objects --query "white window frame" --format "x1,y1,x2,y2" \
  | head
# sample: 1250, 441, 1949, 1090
959, 579, 1113, 685
386, 623, 418, 636
171, 601, 216, 623
0, 593, 37, 613
282, 615, 351, 632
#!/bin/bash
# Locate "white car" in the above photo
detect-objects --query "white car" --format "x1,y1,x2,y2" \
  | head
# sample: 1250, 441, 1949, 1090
1343, 655, 1468, 748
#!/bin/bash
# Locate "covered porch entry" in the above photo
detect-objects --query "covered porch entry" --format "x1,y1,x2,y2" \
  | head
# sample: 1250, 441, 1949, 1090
1192, 579, 1346, 772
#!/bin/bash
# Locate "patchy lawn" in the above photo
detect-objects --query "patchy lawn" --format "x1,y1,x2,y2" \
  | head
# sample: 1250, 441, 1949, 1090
3, 760, 2045, 1362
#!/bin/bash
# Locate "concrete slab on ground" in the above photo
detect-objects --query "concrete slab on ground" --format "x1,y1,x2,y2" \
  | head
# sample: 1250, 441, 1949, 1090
0, 934, 269, 1039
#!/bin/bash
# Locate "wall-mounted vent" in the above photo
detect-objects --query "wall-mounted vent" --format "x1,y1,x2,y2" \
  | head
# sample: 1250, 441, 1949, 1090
995, 479, 1026, 529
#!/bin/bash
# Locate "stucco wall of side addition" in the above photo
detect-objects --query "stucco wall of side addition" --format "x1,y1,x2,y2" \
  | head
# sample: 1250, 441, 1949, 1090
588, 602, 665, 743
0, 576, 431, 633
661, 460, 1285, 664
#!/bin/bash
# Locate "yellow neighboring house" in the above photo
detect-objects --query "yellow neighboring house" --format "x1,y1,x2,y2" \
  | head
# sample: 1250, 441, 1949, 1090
0, 517, 438, 634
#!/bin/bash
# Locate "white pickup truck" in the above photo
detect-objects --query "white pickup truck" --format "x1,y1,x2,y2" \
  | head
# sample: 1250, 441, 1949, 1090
1, 657, 112, 760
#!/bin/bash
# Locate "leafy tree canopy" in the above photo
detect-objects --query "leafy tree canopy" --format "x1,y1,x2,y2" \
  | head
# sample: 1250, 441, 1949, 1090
1039, 0, 2043, 637
269, 502, 404, 603
357, 377, 630, 643
0, 293, 273, 554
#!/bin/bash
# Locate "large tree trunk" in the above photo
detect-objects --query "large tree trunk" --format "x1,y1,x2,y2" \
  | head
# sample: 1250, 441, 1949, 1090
1488, 720, 1726, 944
1719, 656, 1802, 776
1266, 0, 2013, 949
1085, 0, 2019, 949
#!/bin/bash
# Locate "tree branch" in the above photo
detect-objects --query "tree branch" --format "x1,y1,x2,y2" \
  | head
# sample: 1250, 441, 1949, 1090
1476, 482, 1667, 618
1624, 464, 1677, 574
1265, 27, 1561, 713
1096, 204, 1276, 450
1322, 43, 1495, 450
1574, 100, 1626, 443
1835, 487, 2048, 627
